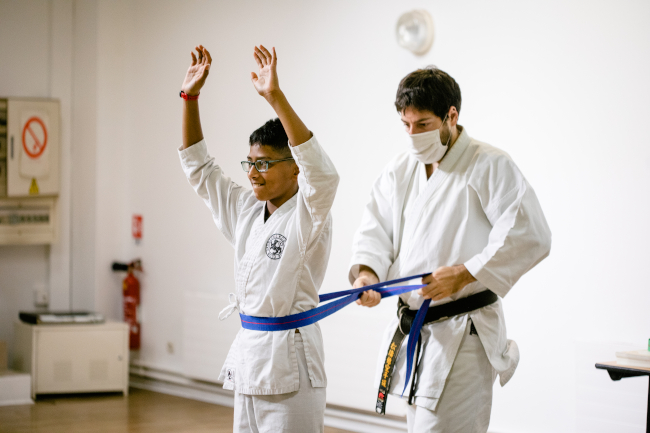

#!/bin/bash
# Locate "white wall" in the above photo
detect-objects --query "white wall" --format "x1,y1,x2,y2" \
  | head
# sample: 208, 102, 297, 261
0, 0, 50, 356
1, 1, 650, 431
0, 0, 104, 364
0, 0, 71, 364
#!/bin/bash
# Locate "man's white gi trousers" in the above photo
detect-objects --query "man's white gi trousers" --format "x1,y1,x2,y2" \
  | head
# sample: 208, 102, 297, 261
233, 332, 326, 433
406, 320, 496, 433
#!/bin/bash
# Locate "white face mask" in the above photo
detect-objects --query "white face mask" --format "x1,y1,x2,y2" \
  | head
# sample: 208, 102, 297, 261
407, 115, 451, 164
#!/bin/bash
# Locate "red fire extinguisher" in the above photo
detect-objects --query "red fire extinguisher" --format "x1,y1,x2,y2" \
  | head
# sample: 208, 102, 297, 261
112, 260, 142, 350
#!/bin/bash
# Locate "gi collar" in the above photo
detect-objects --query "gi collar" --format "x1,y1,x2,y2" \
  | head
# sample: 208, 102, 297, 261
436, 125, 470, 171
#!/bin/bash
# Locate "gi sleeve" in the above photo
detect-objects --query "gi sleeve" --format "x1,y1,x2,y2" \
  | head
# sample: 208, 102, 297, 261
348, 169, 395, 284
464, 157, 552, 298
291, 135, 340, 252
179, 139, 252, 246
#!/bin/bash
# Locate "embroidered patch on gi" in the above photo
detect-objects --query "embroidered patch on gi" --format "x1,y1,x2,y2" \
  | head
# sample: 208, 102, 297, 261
226, 368, 235, 382
266, 233, 287, 260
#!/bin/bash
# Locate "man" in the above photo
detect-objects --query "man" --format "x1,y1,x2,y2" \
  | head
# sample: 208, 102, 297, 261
179, 45, 339, 432
351, 66, 551, 432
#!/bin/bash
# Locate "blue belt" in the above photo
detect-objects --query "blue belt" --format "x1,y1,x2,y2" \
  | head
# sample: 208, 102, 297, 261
238, 273, 431, 397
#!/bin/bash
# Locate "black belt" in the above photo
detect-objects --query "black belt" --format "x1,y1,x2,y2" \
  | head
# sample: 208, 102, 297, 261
375, 290, 498, 415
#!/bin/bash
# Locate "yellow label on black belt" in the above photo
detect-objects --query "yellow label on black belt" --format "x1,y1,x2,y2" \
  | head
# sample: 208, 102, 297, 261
376, 328, 408, 414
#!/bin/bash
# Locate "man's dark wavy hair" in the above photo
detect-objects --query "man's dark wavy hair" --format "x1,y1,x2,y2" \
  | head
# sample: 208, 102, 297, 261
249, 118, 290, 156
395, 66, 462, 119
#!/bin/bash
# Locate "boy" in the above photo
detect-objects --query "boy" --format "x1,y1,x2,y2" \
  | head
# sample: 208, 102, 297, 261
179, 45, 339, 432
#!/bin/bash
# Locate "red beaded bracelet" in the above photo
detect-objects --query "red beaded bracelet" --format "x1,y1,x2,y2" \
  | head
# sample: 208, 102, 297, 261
179, 91, 199, 100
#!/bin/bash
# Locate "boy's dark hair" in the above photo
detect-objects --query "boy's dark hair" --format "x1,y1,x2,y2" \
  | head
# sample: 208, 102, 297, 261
249, 118, 290, 155
394, 66, 462, 119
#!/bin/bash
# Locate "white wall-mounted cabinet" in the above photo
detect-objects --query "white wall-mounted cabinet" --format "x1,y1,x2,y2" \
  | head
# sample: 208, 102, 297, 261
2, 98, 60, 197
0, 98, 60, 244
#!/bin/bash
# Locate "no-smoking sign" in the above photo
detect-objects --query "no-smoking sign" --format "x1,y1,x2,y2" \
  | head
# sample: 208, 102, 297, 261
22, 116, 48, 159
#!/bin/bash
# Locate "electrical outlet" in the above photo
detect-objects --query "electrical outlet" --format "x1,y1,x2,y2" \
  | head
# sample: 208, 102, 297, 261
34, 284, 49, 307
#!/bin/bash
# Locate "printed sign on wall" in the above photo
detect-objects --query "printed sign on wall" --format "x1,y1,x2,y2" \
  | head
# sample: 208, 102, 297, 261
132, 214, 143, 244
19, 112, 51, 180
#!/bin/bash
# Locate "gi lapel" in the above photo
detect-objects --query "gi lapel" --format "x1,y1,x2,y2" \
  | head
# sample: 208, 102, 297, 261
399, 128, 472, 271
391, 156, 420, 262
237, 206, 267, 308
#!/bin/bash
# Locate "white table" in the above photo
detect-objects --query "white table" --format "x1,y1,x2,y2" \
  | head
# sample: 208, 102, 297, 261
596, 361, 650, 433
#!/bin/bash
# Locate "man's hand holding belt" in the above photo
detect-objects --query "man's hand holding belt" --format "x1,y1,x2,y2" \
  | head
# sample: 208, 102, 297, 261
418, 264, 477, 301
355, 264, 477, 308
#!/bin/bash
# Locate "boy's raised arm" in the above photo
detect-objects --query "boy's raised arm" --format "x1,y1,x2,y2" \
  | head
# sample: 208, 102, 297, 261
250, 45, 339, 250
251, 45, 312, 147
178, 45, 250, 245
181, 45, 212, 150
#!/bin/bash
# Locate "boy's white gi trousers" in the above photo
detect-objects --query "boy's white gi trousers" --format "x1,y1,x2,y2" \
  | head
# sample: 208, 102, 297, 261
233, 332, 326, 433
406, 320, 496, 433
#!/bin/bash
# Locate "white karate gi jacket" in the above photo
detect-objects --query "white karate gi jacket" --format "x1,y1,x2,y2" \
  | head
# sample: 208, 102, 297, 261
180, 135, 339, 395
349, 127, 551, 410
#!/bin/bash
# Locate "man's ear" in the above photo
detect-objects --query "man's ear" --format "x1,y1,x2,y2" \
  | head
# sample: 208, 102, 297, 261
293, 162, 300, 178
448, 106, 459, 127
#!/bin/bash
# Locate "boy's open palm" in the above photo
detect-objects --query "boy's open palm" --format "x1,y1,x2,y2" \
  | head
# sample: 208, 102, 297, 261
182, 45, 212, 96
251, 45, 279, 97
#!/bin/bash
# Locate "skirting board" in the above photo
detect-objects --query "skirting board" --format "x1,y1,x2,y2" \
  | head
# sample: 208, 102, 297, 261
129, 363, 407, 433
0, 399, 34, 407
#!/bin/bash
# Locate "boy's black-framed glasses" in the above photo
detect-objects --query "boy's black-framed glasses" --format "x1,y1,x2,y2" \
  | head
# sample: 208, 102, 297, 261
241, 158, 294, 173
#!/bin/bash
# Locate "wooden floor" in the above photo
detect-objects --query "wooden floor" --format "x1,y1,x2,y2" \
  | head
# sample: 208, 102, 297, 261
0, 388, 353, 433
